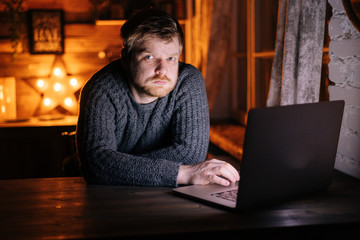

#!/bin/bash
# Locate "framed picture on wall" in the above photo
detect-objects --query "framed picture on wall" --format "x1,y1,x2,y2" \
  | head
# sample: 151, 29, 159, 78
28, 9, 64, 54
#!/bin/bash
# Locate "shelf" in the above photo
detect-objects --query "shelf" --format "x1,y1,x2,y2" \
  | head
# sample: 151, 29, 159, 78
0, 115, 77, 128
95, 20, 126, 26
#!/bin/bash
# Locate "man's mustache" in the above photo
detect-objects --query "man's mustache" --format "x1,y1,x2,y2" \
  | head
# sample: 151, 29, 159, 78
148, 75, 170, 82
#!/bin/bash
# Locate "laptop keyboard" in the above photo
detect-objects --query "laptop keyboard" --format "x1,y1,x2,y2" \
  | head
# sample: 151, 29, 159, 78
211, 189, 238, 202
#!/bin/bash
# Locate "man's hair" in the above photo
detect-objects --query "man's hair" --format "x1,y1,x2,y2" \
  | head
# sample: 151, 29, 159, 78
120, 8, 184, 69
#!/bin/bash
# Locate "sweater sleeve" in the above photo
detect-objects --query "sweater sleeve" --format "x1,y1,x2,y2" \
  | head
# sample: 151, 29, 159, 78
76, 72, 181, 187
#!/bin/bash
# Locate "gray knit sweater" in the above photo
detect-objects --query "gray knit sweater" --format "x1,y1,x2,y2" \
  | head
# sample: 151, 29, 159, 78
76, 59, 210, 187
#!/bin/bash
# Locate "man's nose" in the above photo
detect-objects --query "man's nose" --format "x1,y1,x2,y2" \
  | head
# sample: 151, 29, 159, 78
155, 60, 168, 75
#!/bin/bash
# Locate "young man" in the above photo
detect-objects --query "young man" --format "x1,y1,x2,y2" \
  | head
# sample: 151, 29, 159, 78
76, 9, 239, 187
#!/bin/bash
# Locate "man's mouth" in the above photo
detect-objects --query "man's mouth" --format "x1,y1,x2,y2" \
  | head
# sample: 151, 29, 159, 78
153, 80, 168, 85
151, 76, 170, 85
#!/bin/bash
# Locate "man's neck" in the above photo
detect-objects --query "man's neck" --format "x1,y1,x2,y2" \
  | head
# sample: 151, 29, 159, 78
129, 85, 159, 104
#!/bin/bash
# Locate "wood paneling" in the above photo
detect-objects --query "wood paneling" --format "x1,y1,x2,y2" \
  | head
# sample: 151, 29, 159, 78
0, 0, 123, 117
0, 25, 121, 77
0, 0, 191, 118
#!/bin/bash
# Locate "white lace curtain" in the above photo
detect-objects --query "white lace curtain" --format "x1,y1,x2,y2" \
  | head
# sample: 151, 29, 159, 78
267, 0, 327, 106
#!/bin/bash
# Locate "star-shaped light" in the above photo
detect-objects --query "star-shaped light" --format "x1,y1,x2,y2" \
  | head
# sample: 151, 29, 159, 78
35, 55, 84, 115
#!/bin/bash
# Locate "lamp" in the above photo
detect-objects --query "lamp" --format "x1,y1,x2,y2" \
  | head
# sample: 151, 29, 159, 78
0, 77, 17, 121
36, 55, 83, 116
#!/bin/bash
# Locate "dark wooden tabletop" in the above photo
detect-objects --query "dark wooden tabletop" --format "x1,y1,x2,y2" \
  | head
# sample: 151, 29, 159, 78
1, 170, 359, 240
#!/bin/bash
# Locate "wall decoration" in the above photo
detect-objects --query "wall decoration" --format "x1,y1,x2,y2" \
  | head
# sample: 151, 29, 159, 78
0, 77, 17, 121
34, 55, 83, 116
28, 9, 64, 54
3, 0, 25, 56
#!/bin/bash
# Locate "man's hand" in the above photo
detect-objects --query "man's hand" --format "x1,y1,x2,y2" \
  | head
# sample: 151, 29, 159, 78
177, 159, 240, 186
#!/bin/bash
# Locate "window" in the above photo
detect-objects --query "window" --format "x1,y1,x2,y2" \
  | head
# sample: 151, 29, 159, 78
231, 0, 279, 125
230, 0, 330, 125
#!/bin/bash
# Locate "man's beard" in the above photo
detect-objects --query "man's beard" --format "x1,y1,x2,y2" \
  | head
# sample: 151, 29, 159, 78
131, 71, 178, 99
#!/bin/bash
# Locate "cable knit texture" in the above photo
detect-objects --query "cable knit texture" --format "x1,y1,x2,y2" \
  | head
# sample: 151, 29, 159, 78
76, 59, 209, 187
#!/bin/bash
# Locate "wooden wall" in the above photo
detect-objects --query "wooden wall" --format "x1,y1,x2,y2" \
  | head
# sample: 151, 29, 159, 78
0, 0, 124, 118
0, 0, 188, 119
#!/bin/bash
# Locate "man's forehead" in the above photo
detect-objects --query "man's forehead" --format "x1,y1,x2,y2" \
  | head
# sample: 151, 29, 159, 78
136, 36, 180, 53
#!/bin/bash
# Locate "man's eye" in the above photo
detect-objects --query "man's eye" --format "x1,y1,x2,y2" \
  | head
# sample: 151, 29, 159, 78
145, 55, 154, 60
168, 57, 176, 62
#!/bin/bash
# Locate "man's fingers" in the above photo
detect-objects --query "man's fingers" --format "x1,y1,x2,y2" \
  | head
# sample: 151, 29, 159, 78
208, 174, 231, 186
214, 166, 234, 183
207, 161, 240, 186
224, 162, 240, 181
179, 159, 240, 186
213, 161, 240, 183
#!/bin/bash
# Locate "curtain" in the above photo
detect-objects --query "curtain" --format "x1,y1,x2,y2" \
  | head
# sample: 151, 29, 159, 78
266, 0, 327, 107
204, 0, 232, 111
190, 0, 231, 111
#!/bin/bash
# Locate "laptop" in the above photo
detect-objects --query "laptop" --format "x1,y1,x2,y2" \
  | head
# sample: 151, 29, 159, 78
173, 100, 345, 211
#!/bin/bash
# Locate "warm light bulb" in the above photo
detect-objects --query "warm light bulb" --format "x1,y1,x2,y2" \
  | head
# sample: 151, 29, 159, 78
1, 105, 5, 113
53, 67, 62, 77
37, 79, 46, 89
70, 78, 78, 87
53, 82, 62, 92
44, 98, 52, 106
0, 85, 3, 101
98, 51, 106, 59
64, 97, 73, 106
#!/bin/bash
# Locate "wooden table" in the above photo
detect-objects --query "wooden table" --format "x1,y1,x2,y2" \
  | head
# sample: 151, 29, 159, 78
1, 170, 359, 239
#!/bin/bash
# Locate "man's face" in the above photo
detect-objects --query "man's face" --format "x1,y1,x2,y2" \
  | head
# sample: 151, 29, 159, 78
129, 36, 181, 104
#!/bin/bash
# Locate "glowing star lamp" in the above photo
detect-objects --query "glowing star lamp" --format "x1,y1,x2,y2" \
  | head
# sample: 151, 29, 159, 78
36, 55, 83, 116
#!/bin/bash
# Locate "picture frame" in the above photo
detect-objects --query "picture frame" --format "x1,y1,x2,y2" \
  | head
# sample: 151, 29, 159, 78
28, 9, 64, 54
